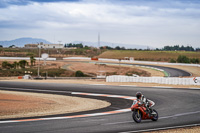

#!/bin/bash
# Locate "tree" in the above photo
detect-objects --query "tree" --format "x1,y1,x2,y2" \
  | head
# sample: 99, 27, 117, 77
19, 60, 28, 68
163, 45, 194, 51
13, 61, 19, 69
115, 46, 121, 50
9, 45, 16, 48
30, 56, 36, 66
0, 45, 3, 48
121, 47, 126, 50
196, 48, 200, 51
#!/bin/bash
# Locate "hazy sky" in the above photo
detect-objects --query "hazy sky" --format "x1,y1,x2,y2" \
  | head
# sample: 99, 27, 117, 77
0, 0, 200, 48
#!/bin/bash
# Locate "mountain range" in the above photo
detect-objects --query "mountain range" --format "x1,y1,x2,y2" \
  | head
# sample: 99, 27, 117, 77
0, 37, 151, 49
0, 37, 52, 47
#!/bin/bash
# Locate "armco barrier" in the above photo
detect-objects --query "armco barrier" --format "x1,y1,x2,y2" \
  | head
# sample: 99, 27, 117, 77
106, 76, 200, 85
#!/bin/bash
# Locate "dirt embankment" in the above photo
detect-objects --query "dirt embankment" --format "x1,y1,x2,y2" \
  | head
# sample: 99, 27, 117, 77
67, 62, 152, 77
0, 90, 110, 119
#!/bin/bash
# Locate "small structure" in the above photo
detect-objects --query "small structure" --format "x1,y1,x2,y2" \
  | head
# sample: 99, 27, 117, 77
24, 44, 38, 48
23, 74, 32, 79
97, 71, 106, 78
39, 44, 63, 49
124, 57, 134, 61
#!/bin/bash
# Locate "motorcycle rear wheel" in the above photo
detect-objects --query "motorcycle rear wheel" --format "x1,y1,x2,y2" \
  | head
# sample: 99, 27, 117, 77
132, 110, 142, 123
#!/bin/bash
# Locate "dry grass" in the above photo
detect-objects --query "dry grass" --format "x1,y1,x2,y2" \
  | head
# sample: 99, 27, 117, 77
98, 50, 200, 62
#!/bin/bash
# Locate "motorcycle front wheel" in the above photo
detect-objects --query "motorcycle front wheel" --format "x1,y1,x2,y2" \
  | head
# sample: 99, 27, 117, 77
151, 109, 158, 121
132, 110, 142, 123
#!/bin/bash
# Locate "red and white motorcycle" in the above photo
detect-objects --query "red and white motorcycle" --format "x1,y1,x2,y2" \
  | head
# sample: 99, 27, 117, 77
131, 99, 158, 123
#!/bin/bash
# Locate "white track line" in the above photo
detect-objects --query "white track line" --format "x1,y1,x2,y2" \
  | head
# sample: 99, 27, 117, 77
120, 85, 137, 87
103, 111, 200, 126
119, 123, 200, 133
89, 84, 106, 86
153, 86, 173, 88
0, 90, 135, 124
189, 88, 200, 90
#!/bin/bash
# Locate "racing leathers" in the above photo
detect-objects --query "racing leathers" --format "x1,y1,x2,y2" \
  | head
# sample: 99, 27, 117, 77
137, 95, 154, 116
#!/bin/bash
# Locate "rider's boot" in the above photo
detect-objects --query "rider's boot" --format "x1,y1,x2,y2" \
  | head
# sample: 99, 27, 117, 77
149, 108, 156, 116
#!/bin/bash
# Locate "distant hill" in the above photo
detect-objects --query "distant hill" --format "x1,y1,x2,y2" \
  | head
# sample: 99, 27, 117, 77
0, 37, 52, 47
0, 37, 152, 49
71, 41, 152, 49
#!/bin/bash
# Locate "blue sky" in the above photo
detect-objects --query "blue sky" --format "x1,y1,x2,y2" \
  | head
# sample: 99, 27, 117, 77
0, 0, 200, 48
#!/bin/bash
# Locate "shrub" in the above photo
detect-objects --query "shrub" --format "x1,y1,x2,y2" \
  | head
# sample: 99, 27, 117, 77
2, 61, 14, 69
177, 55, 190, 63
170, 59, 176, 63
190, 58, 200, 64
75, 70, 85, 77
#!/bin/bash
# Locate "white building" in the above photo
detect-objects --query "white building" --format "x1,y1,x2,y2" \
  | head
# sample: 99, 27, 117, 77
39, 44, 63, 49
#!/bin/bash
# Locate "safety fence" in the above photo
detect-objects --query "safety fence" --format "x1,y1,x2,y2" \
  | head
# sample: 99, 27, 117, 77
106, 76, 200, 85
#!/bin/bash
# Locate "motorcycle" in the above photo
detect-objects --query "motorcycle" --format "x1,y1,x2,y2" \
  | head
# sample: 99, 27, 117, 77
131, 100, 158, 123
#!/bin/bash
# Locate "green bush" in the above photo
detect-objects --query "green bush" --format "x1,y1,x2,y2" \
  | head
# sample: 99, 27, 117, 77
177, 55, 190, 63
170, 59, 176, 63
75, 70, 85, 77
190, 58, 200, 64
2, 61, 14, 69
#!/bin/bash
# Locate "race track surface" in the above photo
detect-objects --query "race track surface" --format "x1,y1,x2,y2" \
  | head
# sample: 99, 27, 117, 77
63, 61, 191, 77
0, 81, 200, 133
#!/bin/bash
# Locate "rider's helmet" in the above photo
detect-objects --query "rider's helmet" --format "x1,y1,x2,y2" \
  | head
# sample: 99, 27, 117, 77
136, 92, 142, 99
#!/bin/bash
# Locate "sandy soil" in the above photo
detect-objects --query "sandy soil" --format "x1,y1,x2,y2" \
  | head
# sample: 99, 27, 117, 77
0, 90, 110, 119
67, 62, 151, 76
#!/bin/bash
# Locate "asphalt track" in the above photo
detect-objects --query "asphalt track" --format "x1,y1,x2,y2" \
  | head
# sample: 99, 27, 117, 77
62, 61, 191, 77
0, 81, 200, 133
0, 65, 199, 133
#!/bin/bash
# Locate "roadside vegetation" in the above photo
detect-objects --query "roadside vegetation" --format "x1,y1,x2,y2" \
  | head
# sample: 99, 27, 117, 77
1, 44, 200, 63
0, 56, 88, 77
0, 45, 104, 58
98, 50, 200, 63
0, 44, 199, 77
170, 55, 199, 64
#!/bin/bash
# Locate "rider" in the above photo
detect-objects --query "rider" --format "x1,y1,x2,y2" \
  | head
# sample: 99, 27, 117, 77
136, 92, 154, 115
